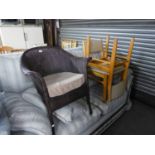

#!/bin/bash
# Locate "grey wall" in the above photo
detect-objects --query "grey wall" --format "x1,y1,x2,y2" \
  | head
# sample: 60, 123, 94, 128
59, 19, 155, 97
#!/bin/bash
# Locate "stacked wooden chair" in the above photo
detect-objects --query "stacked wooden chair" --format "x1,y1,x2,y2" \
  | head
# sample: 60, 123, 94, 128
0, 45, 23, 54
83, 36, 134, 101
83, 36, 104, 58
61, 39, 77, 49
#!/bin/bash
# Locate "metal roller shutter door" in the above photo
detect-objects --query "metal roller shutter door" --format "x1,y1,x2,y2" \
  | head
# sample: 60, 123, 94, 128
59, 19, 155, 97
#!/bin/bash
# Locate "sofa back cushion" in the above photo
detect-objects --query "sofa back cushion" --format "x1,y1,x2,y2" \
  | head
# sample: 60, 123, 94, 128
0, 53, 34, 93
0, 96, 10, 135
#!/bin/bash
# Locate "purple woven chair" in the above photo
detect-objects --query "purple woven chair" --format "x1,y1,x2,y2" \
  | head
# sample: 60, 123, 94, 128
21, 46, 92, 134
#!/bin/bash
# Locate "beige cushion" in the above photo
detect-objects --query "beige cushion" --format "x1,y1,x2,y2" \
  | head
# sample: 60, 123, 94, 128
88, 65, 125, 75
88, 65, 125, 86
44, 72, 85, 97
111, 81, 125, 100
90, 51, 101, 59
90, 40, 102, 53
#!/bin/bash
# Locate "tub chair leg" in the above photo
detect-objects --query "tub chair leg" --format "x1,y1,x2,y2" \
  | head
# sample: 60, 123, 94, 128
50, 115, 55, 135
86, 94, 93, 115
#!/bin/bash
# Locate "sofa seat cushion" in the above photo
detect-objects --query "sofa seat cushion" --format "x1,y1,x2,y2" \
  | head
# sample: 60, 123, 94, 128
0, 98, 10, 135
22, 87, 47, 113
54, 78, 130, 135
53, 97, 102, 124
54, 99, 102, 135
0, 53, 34, 93
2, 92, 52, 135
44, 72, 85, 97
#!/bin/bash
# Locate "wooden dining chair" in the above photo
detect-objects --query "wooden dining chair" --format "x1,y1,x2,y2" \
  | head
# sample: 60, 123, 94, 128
84, 37, 134, 101
101, 37, 135, 84
0, 45, 24, 54
0, 46, 14, 53
61, 39, 77, 49
102, 35, 110, 59
88, 38, 118, 101
83, 36, 104, 58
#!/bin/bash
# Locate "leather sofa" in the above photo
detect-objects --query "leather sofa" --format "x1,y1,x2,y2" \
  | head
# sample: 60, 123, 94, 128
0, 53, 52, 134
0, 51, 133, 135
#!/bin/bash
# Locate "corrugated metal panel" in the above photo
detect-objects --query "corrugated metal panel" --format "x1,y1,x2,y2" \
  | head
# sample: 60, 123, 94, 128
59, 19, 155, 97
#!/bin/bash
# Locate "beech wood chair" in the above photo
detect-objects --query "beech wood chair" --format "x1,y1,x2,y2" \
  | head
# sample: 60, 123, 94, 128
61, 39, 77, 49
83, 36, 134, 101
101, 36, 135, 84
83, 36, 104, 58
0, 46, 24, 54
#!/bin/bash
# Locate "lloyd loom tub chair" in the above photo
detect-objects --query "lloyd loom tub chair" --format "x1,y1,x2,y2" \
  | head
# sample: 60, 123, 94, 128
21, 46, 92, 134
83, 36, 134, 101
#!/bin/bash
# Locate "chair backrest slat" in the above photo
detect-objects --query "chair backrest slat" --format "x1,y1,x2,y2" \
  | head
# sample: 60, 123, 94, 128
61, 39, 77, 49
103, 35, 110, 58
107, 38, 118, 100
83, 36, 103, 58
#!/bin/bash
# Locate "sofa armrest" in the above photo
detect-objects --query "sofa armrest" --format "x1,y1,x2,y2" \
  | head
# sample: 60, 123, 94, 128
0, 101, 10, 135
22, 67, 51, 116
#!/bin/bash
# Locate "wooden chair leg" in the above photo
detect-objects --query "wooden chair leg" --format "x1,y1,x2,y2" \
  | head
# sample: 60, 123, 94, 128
107, 38, 117, 101
103, 75, 107, 101
107, 75, 112, 101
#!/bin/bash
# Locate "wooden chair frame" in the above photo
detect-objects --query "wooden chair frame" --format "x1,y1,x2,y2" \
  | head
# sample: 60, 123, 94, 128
0, 45, 24, 54
61, 39, 77, 49
83, 36, 104, 58
83, 36, 135, 101
101, 36, 135, 82
102, 35, 110, 59
88, 39, 118, 101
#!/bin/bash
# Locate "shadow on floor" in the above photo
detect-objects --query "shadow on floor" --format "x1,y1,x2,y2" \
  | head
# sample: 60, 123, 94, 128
103, 100, 155, 135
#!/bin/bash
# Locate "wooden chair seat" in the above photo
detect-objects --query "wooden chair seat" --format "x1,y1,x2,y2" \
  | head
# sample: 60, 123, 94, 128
83, 36, 134, 101
88, 65, 125, 75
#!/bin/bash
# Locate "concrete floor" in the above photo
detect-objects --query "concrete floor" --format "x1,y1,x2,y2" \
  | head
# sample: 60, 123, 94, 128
104, 100, 155, 135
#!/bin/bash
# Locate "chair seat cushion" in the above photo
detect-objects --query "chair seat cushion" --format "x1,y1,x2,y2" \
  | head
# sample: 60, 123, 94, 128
3, 92, 51, 135
44, 72, 85, 97
88, 65, 125, 75
88, 65, 125, 85
90, 51, 101, 59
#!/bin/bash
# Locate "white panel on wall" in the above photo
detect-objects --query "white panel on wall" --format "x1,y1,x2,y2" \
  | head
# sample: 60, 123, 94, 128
23, 26, 44, 48
0, 26, 26, 48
